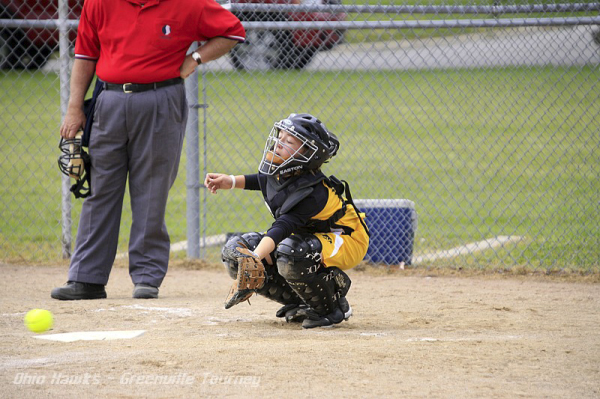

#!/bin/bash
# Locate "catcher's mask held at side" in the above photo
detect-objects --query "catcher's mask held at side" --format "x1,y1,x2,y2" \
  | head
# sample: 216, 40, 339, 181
58, 132, 92, 199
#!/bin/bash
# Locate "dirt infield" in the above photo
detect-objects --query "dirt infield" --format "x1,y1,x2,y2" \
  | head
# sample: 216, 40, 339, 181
1, 263, 599, 399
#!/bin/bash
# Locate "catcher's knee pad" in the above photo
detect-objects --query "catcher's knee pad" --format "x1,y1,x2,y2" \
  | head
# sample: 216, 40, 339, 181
276, 235, 351, 316
221, 232, 264, 279
276, 234, 323, 282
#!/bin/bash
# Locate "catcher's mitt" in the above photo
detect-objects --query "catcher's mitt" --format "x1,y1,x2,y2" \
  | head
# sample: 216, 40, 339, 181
224, 247, 267, 309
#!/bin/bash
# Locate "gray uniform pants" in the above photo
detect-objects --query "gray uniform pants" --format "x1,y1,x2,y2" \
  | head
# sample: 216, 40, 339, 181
68, 83, 187, 287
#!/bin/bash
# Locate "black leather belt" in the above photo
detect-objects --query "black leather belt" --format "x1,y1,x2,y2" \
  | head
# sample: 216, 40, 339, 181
102, 77, 183, 93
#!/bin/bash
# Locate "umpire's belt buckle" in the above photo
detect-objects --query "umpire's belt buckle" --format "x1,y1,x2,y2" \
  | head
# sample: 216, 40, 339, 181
122, 83, 133, 94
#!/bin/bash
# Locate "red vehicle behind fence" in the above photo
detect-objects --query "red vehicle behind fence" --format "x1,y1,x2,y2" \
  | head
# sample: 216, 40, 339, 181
229, 0, 345, 70
0, 0, 344, 70
0, 0, 81, 69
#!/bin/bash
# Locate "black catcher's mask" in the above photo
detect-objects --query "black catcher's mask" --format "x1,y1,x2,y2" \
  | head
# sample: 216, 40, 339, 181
259, 113, 339, 176
58, 134, 91, 199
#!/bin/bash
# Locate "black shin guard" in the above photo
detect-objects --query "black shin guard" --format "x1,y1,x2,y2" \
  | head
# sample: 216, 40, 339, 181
285, 267, 351, 315
255, 265, 302, 306
276, 234, 352, 320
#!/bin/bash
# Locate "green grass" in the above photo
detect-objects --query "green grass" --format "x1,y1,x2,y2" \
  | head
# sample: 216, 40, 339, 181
1, 65, 598, 272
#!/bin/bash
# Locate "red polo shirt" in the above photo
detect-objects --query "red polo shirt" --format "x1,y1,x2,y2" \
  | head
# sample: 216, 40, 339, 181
74, 0, 245, 84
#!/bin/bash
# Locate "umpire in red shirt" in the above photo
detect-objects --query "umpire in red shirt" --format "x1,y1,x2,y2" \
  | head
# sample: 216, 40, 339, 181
52, 0, 245, 300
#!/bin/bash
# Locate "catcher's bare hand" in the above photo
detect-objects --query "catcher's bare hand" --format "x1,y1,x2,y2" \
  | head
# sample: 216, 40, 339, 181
224, 247, 267, 309
204, 173, 234, 194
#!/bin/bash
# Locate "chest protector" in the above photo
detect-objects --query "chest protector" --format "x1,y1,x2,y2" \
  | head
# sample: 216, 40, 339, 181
260, 172, 369, 236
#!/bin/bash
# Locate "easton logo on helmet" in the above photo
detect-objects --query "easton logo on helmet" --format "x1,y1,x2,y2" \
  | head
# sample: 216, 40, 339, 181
279, 165, 304, 175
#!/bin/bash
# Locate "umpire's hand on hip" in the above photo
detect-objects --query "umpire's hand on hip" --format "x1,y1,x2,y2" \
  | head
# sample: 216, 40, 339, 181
179, 38, 239, 79
180, 54, 199, 79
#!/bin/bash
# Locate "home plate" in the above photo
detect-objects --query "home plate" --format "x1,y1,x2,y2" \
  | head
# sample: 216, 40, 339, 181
33, 330, 146, 342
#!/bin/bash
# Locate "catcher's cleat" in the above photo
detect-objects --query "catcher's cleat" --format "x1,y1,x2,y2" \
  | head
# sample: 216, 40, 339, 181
276, 303, 309, 323
299, 307, 345, 329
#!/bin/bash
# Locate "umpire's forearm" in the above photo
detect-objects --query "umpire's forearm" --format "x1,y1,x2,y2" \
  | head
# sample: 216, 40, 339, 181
196, 37, 238, 63
61, 59, 96, 138
181, 37, 238, 78
67, 59, 97, 111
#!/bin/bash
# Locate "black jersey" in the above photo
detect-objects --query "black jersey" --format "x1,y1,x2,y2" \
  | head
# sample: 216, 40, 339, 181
244, 172, 366, 246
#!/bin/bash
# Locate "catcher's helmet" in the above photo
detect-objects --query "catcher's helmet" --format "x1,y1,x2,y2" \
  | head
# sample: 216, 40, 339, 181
259, 113, 339, 176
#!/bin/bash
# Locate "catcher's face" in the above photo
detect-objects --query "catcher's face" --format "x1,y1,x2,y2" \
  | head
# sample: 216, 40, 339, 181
275, 130, 303, 158
265, 130, 304, 164
259, 122, 318, 175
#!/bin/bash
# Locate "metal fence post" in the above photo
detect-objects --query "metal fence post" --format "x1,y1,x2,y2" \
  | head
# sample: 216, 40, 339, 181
185, 43, 201, 258
200, 66, 209, 259
58, 0, 72, 259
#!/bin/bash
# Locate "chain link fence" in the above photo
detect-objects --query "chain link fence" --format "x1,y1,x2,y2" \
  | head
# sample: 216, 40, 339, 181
1, 1, 598, 273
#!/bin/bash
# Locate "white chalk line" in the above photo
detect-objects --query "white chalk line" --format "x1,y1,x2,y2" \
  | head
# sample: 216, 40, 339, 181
117, 234, 525, 264
120, 304, 193, 318
413, 235, 525, 264
405, 335, 523, 343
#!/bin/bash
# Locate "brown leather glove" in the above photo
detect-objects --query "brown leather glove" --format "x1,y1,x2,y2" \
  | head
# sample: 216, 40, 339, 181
224, 247, 267, 309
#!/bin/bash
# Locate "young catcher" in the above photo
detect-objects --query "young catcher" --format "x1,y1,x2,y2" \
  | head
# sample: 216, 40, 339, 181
204, 113, 370, 329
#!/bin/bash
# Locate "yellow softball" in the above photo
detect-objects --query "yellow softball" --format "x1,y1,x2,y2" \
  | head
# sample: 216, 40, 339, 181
24, 309, 54, 333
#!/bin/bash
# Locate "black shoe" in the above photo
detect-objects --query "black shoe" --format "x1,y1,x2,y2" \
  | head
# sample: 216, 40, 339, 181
51, 281, 107, 300
133, 284, 159, 299
276, 303, 308, 323
300, 307, 345, 329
